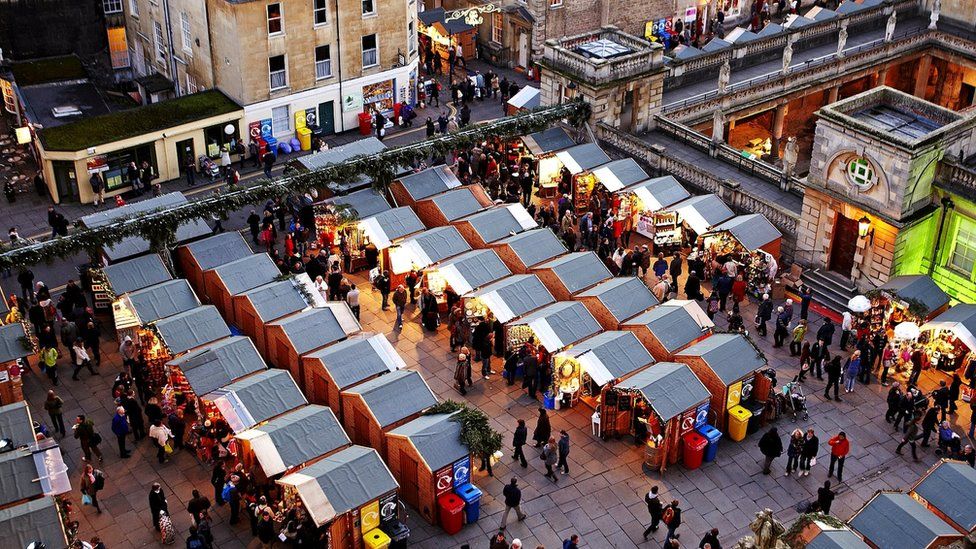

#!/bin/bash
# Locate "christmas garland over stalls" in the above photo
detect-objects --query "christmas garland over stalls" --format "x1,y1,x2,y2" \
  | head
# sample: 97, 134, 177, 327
0, 100, 590, 270
426, 400, 503, 458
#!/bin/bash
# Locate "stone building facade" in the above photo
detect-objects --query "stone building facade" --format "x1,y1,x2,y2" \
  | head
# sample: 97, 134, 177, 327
124, 0, 216, 95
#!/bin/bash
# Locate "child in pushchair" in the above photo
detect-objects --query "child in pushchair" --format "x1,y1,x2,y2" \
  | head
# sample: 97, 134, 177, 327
783, 380, 809, 421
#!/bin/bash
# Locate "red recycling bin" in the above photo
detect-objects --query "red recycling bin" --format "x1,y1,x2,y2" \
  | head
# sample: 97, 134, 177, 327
681, 431, 708, 470
393, 102, 402, 123
256, 138, 267, 158
358, 112, 372, 136
437, 493, 465, 535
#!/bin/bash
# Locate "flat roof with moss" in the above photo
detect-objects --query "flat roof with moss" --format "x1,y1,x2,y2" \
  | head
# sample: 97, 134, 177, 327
11, 56, 87, 86
40, 90, 242, 152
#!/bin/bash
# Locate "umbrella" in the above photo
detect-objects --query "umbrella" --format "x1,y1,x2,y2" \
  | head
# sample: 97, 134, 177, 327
893, 321, 921, 341
847, 295, 871, 313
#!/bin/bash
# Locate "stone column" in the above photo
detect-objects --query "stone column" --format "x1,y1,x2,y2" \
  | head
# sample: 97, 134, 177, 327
827, 86, 840, 104
770, 102, 788, 160
914, 55, 932, 98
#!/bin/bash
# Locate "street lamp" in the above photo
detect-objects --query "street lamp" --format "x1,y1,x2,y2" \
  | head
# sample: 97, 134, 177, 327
857, 215, 874, 244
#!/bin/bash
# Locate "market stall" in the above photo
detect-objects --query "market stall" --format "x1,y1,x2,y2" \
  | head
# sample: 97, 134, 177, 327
204, 369, 307, 433
0, 401, 35, 447
589, 158, 649, 196
804, 530, 870, 549
553, 143, 611, 212
619, 175, 692, 247
264, 304, 361, 384
505, 86, 540, 116
674, 334, 767, 435
112, 279, 200, 343
303, 332, 404, 412
575, 277, 659, 330
387, 413, 470, 525
621, 300, 714, 361
644, 194, 735, 253
911, 460, 976, 534
390, 166, 462, 208
868, 275, 952, 357
148, 305, 232, 390
523, 127, 576, 198
234, 275, 326, 357
276, 445, 400, 549
292, 137, 404, 195
414, 185, 493, 228
552, 331, 655, 409
79, 192, 211, 264
236, 404, 350, 480
175, 231, 254, 299
700, 214, 783, 298
849, 492, 961, 549
419, 7, 477, 62
604, 362, 711, 472
434, 249, 512, 296
0, 446, 71, 507
388, 226, 472, 277
0, 323, 30, 404
505, 301, 602, 355
100, 253, 172, 313
203, 253, 281, 325
490, 228, 568, 274
452, 204, 538, 248
0, 498, 69, 549
340, 369, 437, 455
166, 336, 266, 398
464, 274, 556, 324
531, 251, 613, 300
315, 188, 392, 273
920, 304, 976, 382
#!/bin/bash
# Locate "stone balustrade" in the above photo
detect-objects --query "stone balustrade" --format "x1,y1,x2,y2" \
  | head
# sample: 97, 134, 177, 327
541, 26, 664, 87
936, 157, 976, 196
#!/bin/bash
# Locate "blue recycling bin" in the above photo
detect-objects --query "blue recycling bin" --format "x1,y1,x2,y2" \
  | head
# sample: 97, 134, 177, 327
543, 391, 555, 410
698, 425, 722, 463
455, 483, 482, 524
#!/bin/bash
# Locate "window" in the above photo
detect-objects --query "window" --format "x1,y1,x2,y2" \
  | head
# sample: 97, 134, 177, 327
491, 12, 503, 43
362, 0, 374, 15
408, 21, 416, 53
267, 3, 283, 35
269, 55, 287, 89
362, 34, 378, 68
153, 21, 166, 62
950, 220, 976, 276
313, 0, 327, 25
315, 45, 332, 79
185, 73, 198, 94
204, 123, 239, 157
846, 157, 876, 191
272, 105, 291, 134
180, 12, 192, 54
103, 0, 122, 14
129, 0, 139, 17
108, 26, 130, 69
550, 0, 562, 7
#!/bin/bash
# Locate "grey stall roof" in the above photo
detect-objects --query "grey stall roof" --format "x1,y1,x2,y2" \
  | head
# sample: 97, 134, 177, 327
508, 86, 540, 110
617, 362, 710, 422
397, 166, 462, 201
437, 249, 512, 295
241, 280, 309, 322
495, 228, 567, 268
678, 333, 766, 384
672, 45, 705, 60
556, 143, 611, 174
102, 254, 171, 295
212, 254, 281, 296
912, 461, 976, 531
215, 369, 307, 426
418, 6, 475, 34
367, 207, 426, 245
850, 492, 959, 549
626, 301, 710, 352
346, 369, 437, 428
250, 405, 350, 474
469, 274, 556, 323
523, 126, 575, 155
0, 498, 66, 549
923, 305, 976, 351
126, 279, 200, 324
707, 214, 781, 251
167, 336, 266, 396
182, 232, 253, 271
671, 194, 735, 234
400, 226, 472, 267
878, 275, 950, 317
0, 450, 42, 506
0, 402, 34, 448
807, 529, 871, 549
624, 175, 691, 211
460, 205, 536, 244
155, 305, 231, 354
295, 137, 389, 191
577, 277, 658, 322
326, 188, 391, 219
430, 187, 489, 222
307, 333, 404, 389
512, 301, 602, 351
0, 323, 29, 364
390, 413, 467, 471
535, 251, 612, 294
591, 158, 649, 191
702, 37, 732, 52
560, 331, 654, 385
270, 308, 356, 355
756, 23, 784, 36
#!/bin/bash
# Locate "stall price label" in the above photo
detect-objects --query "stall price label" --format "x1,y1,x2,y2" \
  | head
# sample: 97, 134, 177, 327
453, 456, 471, 487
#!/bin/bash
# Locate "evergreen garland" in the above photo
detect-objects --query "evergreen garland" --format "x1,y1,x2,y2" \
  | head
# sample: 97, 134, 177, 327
426, 400, 503, 457
0, 101, 590, 270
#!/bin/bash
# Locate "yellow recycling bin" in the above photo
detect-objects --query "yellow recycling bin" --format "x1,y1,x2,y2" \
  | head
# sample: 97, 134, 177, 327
297, 127, 312, 151
363, 528, 391, 549
727, 405, 752, 442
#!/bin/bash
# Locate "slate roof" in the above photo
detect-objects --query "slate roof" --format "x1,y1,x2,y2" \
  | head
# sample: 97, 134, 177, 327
459, 205, 537, 244
429, 187, 489, 222
555, 143, 611, 174
362, 207, 425, 248
346, 369, 437, 428
707, 214, 781, 251
326, 188, 391, 220
671, 194, 735, 234
523, 126, 575, 155
183, 232, 253, 271
576, 277, 658, 323
616, 362, 710, 422
295, 137, 388, 191
399, 226, 472, 269
212, 369, 307, 430
849, 492, 959, 549
396, 166, 462, 201
390, 413, 467, 471
270, 307, 356, 355
468, 274, 556, 323
878, 275, 950, 317
912, 460, 976, 531
625, 301, 712, 353
0, 450, 43, 506
126, 279, 199, 324
513, 301, 602, 351
154, 305, 231, 354
591, 158, 649, 191
535, 252, 612, 294
806, 529, 871, 549
167, 336, 266, 396
494, 228, 567, 268
305, 333, 404, 389
102, 254, 171, 295
624, 175, 691, 211
558, 331, 654, 386
437, 249, 512, 295
240, 280, 310, 322
247, 405, 350, 476
211, 254, 281, 296
677, 333, 766, 384
0, 402, 34, 448
0, 323, 29, 364
0, 498, 66, 549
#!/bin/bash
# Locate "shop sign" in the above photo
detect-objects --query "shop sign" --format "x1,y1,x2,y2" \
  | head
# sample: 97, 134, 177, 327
453, 455, 471, 487
636, 211, 655, 239
86, 155, 109, 174
248, 121, 262, 141
679, 410, 696, 435
379, 493, 398, 529
342, 91, 364, 112
695, 402, 710, 428
304, 107, 318, 127
260, 118, 273, 140
359, 499, 380, 533
727, 380, 742, 409
434, 465, 454, 497
363, 79, 395, 116
684, 6, 697, 22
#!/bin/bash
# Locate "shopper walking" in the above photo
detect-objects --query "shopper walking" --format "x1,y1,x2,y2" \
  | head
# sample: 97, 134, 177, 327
71, 338, 97, 380
785, 429, 803, 476
827, 432, 849, 483
642, 485, 663, 540
844, 351, 861, 393
920, 405, 940, 447
557, 430, 570, 475
80, 464, 104, 513
662, 500, 682, 545
790, 320, 807, 356
895, 416, 921, 461
773, 307, 789, 347
799, 428, 819, 476
758, 427, 783, 475
392, 285, 406, 328
149, 483, 169, 531
885, 383, 902, 423
512, 419, 528, 468
824, 356, 842, 401
756, 294, 774, 336
542, 437, 559, 481
377, 272, 392, 310
73, 414, 103, 462
44, 390, 66, 436
533, 407, 551, 448
499, 478, 527, 529
111, 406, 131, 458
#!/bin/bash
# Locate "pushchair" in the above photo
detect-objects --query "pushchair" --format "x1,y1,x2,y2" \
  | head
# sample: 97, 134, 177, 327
198, 155, 220, 180
783, 380, 808, 422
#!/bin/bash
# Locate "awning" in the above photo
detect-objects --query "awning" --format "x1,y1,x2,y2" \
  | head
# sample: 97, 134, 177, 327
418, 7, 475, 34
911, 460, 976, 532
211, 254, 281, 296
459, 204, 537, 244
396, 166, 462, 202
837, 0, 883, 14
590, 158, 649, 192
207, 369, 307, 432
0, 498, 68, 549
624, 175, 691, 211
523, 127, 575, 155
390, 413, 467, 471
625, 300, 713, 353
535, 252, 612, 295
428, 187, 491, 222
305, 332, 404, 390
507, 86, 540, 110
616, 362, 710, 422
102, 254, 171, 295
237, 405, 349, 477
850, 492, 960, 549
437, 249, 512, 295
677, 333, 765, 385
671, 194, 735, 234
241, 275, 324, 323
555, 143, 611, 174
345, 370, 437, 428
0, 323, 30, 364
181, 231, 253, 272
725, 27, 760, 43
360, 207, 425, 249
805, 6, 838, 20
510, 301, 602, 352
493, 228, 567, 268
0, 401, 34, 448
878, 275, 950, 318
325, 188, 391, 219
154, 305, 231, 354
705, 214, 782, 252
557, 331, 654, 386
576, 277, 659, 324
167, 336, 266, 397
391, 226, 472, 274
270, 305, 361, 356
468, 275, 555, 323
0, 445, 70, 507
124, 279, 200, 325
922, 304, 976, 351
702, 37, 731, 52
278, 445, 397, 527
784, 14, 816, 28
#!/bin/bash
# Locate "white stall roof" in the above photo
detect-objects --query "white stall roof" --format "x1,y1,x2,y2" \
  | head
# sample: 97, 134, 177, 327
469, 274, 556, 323
671, 194, 735, 234
392, 226, 471, 273
558, 331, 654, 386
237, 405, 349, 477
507, 86, 541, 110
511, 301, 602, 351
624, 175, 691, 211
360, 207, 425, 249
555, 143, 611, 174
459, 204, 537, 244
437, 249, 512, 295
923, 304, 976, 352
591, 158, 649, 191
706, 214, 782, 251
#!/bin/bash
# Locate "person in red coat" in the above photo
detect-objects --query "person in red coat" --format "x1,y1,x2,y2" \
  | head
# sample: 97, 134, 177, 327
828, 432, 850, 482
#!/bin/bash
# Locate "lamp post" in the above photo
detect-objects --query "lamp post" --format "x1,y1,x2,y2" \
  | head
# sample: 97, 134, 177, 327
857, 215, 874, 244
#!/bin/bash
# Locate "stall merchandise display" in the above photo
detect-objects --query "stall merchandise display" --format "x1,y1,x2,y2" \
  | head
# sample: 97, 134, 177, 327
573, 173, 600, 214
87, 268, 113, 313
506, 324, 535, 350
137, 328, 172, 390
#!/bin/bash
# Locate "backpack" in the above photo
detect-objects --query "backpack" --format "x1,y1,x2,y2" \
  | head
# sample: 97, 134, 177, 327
93, 471, 105, 490
662, 506, 675, 525
221, 483, 233, 502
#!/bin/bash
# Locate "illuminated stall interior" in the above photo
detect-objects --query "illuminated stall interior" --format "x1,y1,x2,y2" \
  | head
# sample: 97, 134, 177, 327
531, 251, 613, 301
505, 301, 602, 356
174, 229, 253, 298
435, 249, 512, 298
204, 369, 307, 434
0, 323, 31, 404
390, 166, 462, 207
575, 277, 659, 330
418, 7, 477, 61
621, 300, 714, 361
553, 331, 655, 409
921, 304, 976, 384
315, 188, 392, 272
464, 274, 556, 325
490, 228, 568, 274
700, 214, 783, 298
303, 332, 404, 412
618, 175, 692, 247
235, 404, 350, 480
868, 275, 951, 363
522, 126, 577, 198
166, 336, 267, 400
656, 194, 735, 252
553, 143, 611, 213
112, 279, 200, 343
584, 158, 650, 214
205, 254, 282, 325
452, 204, 538, 248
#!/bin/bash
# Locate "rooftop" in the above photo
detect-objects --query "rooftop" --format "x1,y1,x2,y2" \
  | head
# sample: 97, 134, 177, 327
10, 55, 87, 86
20, 80, 112, 131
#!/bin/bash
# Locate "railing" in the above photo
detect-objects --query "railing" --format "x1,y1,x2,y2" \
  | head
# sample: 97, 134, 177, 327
936, 158, 976, 194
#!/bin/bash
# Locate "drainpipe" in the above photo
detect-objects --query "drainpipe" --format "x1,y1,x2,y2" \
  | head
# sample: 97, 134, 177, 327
928, 195, 954, 276
335, 0, 345, 133
162, 0, 182, 96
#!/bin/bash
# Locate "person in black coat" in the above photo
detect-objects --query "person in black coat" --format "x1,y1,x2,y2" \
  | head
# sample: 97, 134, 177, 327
522, 352, 539, 399
816, 481, 835, 515
532, 407, 550, 448
756, 294, 774, 336
920, 406, 940, 446
512, 419, 528, 467
758, 427, 783, 474
885, 384, 903, 423
642, 485, 663, 540
684, 271, 703, 301
246, 210, 261, 244
663, 500, 682, 545
699, 528, 722, 549
799, 429, 819, 476
949, 374, 962, 414
149, 483, 169, 531
823, 356, 842, 402
817, 318, 836, 346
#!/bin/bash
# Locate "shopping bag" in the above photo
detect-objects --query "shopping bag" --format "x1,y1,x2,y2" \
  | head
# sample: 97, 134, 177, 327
82, 494, 93, 506
164, 441, 174, 454
810, 457, 817, 466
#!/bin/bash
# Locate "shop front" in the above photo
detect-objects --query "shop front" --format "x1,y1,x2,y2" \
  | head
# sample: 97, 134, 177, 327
584, 158, 650, 217
303, 333, 404, 413
621, 300, 713, 361
464, 274, 556, 325
552, 331, 655, 409
452, 204, 538, 248
531, 251, 613, 301
414, 185, 493, 228
419, 7, 477, 63
552, 143, 611, 213
522, 127, 577, 199
700, 214, 783, 298
315, 188, 393, 273
0, 323, 31, 404
111, 279, 201, 345
390, 166, 463, 208
505, 301, 602, 358
264, 305, 362, 384
175, 232, 254, 301
652, 194, 735, 254
204, 369, 307, 434
205, 254, 282, 326
618, 175, 692, 248
340, 369, 438, 455
921, 304, 976, 388
575, 277, 659, 330
234, 277, 326, 359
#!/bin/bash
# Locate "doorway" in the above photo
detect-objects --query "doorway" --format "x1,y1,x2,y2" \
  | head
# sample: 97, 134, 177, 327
318, 101, 335, 135
399, 454, 419, 509
518, 32, 529, 69
620, 89, 636, 133
176, 139, 194, 174
51, 161, 78, 203
828, 213, 859, 277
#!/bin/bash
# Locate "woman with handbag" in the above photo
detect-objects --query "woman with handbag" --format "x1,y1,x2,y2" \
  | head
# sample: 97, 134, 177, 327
80, 464, 104, 514
149, 419, 174, 464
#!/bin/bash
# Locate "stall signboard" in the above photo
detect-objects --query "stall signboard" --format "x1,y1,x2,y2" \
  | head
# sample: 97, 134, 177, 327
249, 121, 262, 141
379, 493, 398, 530
360, 500, 380, 534
695, 402, 710, 428
636, 211, 655, 239
679, 410, 697, 435
87, 155, 109, 174
727, 380, 742, 409
435, 465, 454, 497
453, 455, 471, 488
363, 79, 395, 116
260, 119, 273, 140
684, 6, 697, 22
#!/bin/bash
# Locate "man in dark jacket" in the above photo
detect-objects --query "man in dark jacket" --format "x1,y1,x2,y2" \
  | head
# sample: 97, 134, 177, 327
758, 427, 783, 474
512, 419, 527, 467
684, 271, 703, 301
522, 352, 539, 399
699, 528, 722, 549
920, 405, 940, 446
885, 383, 903, 423
557, 430, 570, 475
663, 500, 682, 545
716, 273, 733, 311
817, 318, 836, 346
375, 271, 391, 310
816, 481, 835, 515
756, 294, 774, 336
642, 485, 663, 540
499, 478, 526, 529
824, 357, 843, 402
